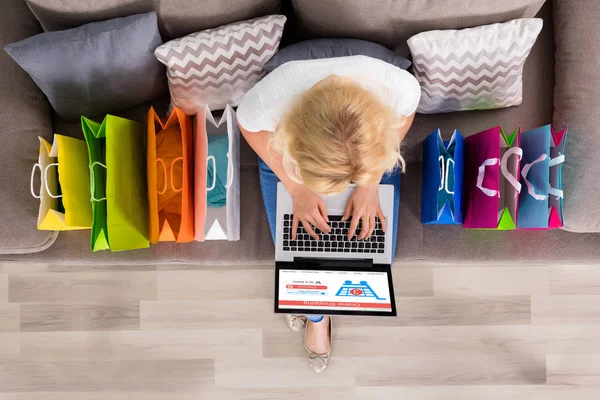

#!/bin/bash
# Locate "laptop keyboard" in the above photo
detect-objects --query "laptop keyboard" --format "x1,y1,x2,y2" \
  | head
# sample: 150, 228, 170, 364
282, 214, 385, 254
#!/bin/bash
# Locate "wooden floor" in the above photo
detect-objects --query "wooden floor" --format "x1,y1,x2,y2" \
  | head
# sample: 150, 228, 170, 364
1, 262, 600, 399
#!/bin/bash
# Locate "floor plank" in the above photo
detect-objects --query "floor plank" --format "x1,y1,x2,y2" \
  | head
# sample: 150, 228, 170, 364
20, 329, 262, 361
549, 265, 600, 295
20, 303, 139, 332
547, 354, 600, 385
354, 386, 600, 400
140, 299, 280, 330
392, 267, 433, 297
9, 272, 156, 303
215, 358, 355, 388
0, 333, 19, 361
335, 296, 531, 327
0, 360, 214, 392
433, 267, 548, 296
157, 269, 273, 300
0, 273, 7, 302
0, 303, 19, 332
354, 355, 546, 386
0, 389, 353, 400
532, 295, 600, 324
265, 325, 600, 358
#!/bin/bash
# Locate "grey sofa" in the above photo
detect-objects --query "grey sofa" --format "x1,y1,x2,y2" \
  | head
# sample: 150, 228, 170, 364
1, 0, 599, 265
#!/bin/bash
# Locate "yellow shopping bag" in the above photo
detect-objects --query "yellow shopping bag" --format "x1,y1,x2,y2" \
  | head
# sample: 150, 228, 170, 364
30, 135, 92, 230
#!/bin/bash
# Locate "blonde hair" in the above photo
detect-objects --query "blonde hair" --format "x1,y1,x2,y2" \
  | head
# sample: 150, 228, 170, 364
271, 76, 405, 195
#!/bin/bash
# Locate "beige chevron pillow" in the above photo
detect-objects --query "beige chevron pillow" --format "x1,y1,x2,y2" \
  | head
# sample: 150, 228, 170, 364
155, 15, 286, 115
408, 18, 543, 114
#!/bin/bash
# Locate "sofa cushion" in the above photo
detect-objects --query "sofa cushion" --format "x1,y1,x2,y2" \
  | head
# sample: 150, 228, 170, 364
25, 0, 282, 40
553, 0, 600, 232
154, 15, 286, 115
264, 38, 412, 73
400, 2, 555, 164
408, 18, 543, 114
0, 0, 57, 254
291, 0, 547, 54
4, 12, 168, 121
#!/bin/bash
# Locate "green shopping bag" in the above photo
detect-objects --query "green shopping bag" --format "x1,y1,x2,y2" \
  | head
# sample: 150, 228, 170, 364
81, 115, 149, 252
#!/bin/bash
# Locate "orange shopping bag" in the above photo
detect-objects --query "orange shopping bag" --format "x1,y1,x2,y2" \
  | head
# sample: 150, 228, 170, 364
147, 106, 194, 243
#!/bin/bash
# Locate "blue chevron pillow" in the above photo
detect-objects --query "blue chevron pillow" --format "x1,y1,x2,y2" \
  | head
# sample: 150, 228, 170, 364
4, 12, 167, 121
407, 18, 543, 114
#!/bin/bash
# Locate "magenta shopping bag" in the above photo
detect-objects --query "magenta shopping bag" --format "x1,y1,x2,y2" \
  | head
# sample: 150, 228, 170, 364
464, 126, 523, 230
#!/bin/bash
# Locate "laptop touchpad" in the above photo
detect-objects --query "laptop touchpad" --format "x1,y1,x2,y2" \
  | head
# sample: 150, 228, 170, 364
326, 190, 351, 212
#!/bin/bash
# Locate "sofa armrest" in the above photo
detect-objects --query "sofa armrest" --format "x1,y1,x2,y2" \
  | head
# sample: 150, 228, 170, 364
0, 0, 57, 254
553, 0, 600, 232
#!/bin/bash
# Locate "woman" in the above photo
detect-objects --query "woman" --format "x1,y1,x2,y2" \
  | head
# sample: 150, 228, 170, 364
237, 55, 421, 372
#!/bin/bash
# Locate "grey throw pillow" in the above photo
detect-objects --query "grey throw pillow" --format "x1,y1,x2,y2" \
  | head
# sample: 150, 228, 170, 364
4, 12, 167, 121
264, 38, 411, 73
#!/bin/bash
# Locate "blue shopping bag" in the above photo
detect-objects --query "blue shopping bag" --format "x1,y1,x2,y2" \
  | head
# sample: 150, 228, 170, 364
517, 124, 567, 229
421, 129, 464, 224
517, 125, 551, 229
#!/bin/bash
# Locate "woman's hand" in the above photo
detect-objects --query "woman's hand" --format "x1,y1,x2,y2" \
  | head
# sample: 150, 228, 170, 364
289, 184, 331, 240
342, 183, 387, 240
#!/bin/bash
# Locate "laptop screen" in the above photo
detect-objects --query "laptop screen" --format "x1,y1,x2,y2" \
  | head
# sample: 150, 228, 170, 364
276, 268, 395, 316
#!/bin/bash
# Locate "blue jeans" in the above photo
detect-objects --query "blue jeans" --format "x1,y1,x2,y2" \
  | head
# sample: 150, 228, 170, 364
258, 158, 401, 323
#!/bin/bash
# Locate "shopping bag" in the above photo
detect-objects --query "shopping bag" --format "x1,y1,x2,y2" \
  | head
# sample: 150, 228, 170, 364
147, 107, 194, 243
30, 135, 92, 230
194, 105, 240, 241
464, 126, 523, 230
81, 115, 149, 252
517, 124, 568, 229
548, 126, 568, 229
421, 129, 465, 224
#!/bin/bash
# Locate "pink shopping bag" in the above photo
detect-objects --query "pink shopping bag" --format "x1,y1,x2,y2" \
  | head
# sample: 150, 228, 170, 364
464, 126, 523, 230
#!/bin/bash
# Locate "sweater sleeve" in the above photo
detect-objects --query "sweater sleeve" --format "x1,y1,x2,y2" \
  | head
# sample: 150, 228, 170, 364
236, 84, 271, 132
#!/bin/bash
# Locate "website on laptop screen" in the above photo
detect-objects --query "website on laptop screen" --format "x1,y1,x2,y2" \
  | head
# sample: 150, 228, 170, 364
278, 269, 393, 313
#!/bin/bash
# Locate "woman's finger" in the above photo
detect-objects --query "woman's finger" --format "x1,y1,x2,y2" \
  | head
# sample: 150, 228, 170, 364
318, 198, 329, 224
358, 215, 371, 240
377, 208, 387, 233
347, 212, 361, 239
302, 219, 320, 240
365, 215, 376, 239
291, 216, 299, 240
342, 200, 353, 222
312, 211, 331, 234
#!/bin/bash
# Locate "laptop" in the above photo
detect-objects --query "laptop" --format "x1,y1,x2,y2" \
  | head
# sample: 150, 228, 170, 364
274, 182, 397, 317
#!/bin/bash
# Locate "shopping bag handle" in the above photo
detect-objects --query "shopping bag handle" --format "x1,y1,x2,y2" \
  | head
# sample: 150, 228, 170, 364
206, 155, 216, 192
89, 162, 107, 202
156, 157, 184, 195
437, 156, 444, 191
444, 158, 454, 195
43, 163, 62, 199
549, 153, 565, 199
500, 147, 523, 197
476, 158, 499, 197
225, 152, 234, 189
437, 156, 454, 195
521, 153, 548, 201
30, 163, 63, 199
30, 163, 42, 199
170, 157, 184, 193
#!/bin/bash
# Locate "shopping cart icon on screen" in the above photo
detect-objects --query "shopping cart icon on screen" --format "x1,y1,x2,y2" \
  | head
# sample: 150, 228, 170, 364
335, 280, 386, 300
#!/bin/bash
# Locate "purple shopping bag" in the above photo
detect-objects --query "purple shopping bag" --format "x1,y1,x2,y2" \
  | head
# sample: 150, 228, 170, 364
464, 126, 523, 230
